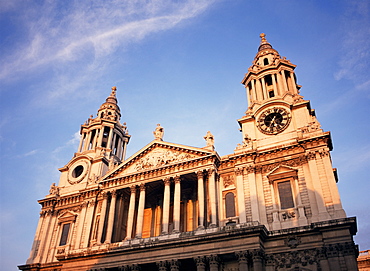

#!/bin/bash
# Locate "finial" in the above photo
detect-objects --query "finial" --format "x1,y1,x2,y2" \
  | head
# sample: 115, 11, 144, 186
260, 33, 267, 43
111, 86, 117, 97
258, 33, 273, 51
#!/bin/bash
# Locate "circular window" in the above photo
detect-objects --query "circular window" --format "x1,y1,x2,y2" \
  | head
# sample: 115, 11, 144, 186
68, 159, 89, 185
72, 165, 84, 178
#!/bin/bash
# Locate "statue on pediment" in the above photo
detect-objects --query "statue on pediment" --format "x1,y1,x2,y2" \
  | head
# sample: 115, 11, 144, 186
153, 124, 164, 141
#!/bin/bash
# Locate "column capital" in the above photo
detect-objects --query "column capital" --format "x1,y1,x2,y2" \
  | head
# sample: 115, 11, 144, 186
207, 254, 220, 266
163, 177, 171, 186
194, 256, 206, 267
173, 175, 181, 184
207, 167, 216, 175
169, 259, 180, 271
110, 189, 117, 197
156, 261, 167, 271
234, 167, 244, 176
236, 250, 250, 263
252, 249, 265, 260
130, 185, 136, 193
101, 191, 109, 199
306, 151, 317, 161
196, 170, 204, 179
139, 183, 146, 191
246, 165, 255, 174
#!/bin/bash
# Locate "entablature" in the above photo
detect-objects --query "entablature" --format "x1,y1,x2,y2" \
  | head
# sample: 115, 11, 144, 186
38, 189, 99, 211
101, 155, 219, 190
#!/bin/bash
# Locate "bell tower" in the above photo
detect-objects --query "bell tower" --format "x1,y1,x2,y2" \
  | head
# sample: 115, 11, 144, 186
57, 87, 130, 195
236, 34, 346, 223
238, 34, 321, 150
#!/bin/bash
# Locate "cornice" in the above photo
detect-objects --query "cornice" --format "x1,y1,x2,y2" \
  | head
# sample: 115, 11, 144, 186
220, 132, 332, 171
38, 189, 99, 210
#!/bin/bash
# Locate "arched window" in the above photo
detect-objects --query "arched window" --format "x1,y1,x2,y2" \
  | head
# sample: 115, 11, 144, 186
264, 58, 269, 65
225, 192, 236, 218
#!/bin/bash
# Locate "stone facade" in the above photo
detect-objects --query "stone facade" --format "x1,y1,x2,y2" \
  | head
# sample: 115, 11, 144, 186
18, 34, 358, 271
358, 250, 370, 271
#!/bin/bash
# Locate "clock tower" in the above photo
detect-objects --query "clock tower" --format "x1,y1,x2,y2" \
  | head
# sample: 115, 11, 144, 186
57, 87, 131, 196
236, 34, 346, 226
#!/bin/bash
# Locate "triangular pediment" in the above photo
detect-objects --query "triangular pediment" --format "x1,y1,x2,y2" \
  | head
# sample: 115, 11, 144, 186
266, 165, 298, 182
105, 140, 216, 180
58, 211, 77, 223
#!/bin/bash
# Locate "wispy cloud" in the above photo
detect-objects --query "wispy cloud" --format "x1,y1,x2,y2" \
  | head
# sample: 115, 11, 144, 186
52, 131, 80, 155
0, 0, 215, 82
335, 144, 370, 174
334, 1, 370, 87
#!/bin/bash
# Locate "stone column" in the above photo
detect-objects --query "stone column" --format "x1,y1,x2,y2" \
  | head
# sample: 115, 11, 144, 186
97, 192, 108, 244
77, 133, 85, 152
125, 186, 136, 240
74, 201, 88, 249
280, 70, 289, 93
111, 133, 117, 153
247, 165, 260, 222
122, 138, 129, 161
196, 171, 205, 229
92, 129, 98, 149
27, 211, 46, 263
162, 177, 171, 234
107, 127, 114, 149
207, 255, 219, 271
194, 256, 206, 271
236, 251, 249, 271
85, 131, 92, 151
252, 250, 264, 271
320, 149, 346, 218
97, 127, 104, 147
256, 79, 263, 101
251, 79, 256, 102
135, 183, 146, 238
43, 212, 59, 263
270, 184, 280, 230
117, 137, 123, 159
208, 169, 217, 227
265, 254, 275, 271
306, 151, 330, 221
235, 167, 246, 224
105, 190, 117, 243
173, 175, 181, 233
82, 199, 96, 248
289, 71, 297, 94
245, 84, 251, 106
261, 77, 267, 100
272, 73, 278, 96
292, 176, 308, 226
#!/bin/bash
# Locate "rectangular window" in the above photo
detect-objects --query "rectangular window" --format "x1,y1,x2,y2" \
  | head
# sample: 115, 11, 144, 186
59, 223, 71, 246
277, 181, 294, 209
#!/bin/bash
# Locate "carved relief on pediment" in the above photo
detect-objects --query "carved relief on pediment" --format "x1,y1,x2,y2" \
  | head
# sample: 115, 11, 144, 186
133, 148, 198, 172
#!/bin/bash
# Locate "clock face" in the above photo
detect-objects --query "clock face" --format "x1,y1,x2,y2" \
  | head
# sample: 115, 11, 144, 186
257, 107, 291, 134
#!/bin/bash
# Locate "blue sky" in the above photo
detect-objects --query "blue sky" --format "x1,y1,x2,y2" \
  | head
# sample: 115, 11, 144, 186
1, 0, 369, 269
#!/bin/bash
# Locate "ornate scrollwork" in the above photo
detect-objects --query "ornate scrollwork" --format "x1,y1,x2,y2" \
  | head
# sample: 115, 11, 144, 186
282, 210, 296, 220
285, 236, 301, 248
223, 175, 235, 188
